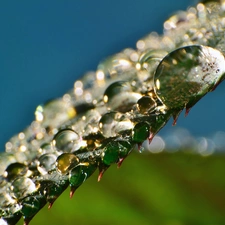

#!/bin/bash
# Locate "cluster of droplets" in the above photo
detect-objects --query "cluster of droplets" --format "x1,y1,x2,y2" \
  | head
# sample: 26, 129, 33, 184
1, 1, 225, 224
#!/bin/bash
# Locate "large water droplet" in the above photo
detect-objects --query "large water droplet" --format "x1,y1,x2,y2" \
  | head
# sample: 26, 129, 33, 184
56, 153, 79, 174
99, 112, 133, 138
154, 45, 225, 110
103, 81, 141, 112
52, 128, 80, 152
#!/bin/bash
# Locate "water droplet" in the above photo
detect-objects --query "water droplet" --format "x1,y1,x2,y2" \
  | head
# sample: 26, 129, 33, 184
139, 49, 167, 73
132, 122, 150, 143
4, 162, 28, 181
103, 81, 141, 112
56, 153, 79, 174
97, 53, 135, 80
52, 128, 80, 152
154, 45, 225, 110
69, 163, 97, 191
39, 143, 54, 154
12, 177, 36, 199
137, 96, 156, 114
102, 139, 132, 165
37, 154, 57, 175
99, 112, 133, 138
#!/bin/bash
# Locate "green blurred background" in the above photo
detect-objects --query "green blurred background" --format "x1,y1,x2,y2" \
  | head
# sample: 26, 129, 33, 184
1, 0, 225, 224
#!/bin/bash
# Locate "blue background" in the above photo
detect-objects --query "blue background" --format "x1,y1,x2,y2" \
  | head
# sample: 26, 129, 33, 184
0, 0, 224, 150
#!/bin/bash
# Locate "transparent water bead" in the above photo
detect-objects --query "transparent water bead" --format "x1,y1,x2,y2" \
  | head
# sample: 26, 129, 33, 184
0, 153, 17, 175
103, 81, 142, 112
138, 49, 167, 74
52, 128, 80, 152
39, 143, 54, 154
99, 112, 133, 138
154, 45, 225, 110
97, 53, 135, 80
56, 153, 79, 174
37, 154, 57, 175
137, 96, 156, 114
4, 163, 28, 181
12, 177, 37, 199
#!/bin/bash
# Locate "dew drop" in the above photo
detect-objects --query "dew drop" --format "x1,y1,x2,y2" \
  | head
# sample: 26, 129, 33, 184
139, 49, 167, 72
4, 162, 28, 181
52, 128, 80, 152
37, 153, 57, 175
99, 112, 133, 138
97, 53, 134, 80
154, 45, 225, 110
56, 153, 79, 174
102, 139, 132, 165
132, 122, 150, 143
39, 143, 54, 154
137, 96, 156, 114
103, 81, 141, 112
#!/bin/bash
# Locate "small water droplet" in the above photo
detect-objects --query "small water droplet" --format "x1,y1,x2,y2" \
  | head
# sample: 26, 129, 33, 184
97, 53, 135, 80
4, 162, 28, 181
132, 122, 150, 143
99, 112, 133, 138
39, 143, 54, 154
37, 153, 57, 175
103, 81, 141, 112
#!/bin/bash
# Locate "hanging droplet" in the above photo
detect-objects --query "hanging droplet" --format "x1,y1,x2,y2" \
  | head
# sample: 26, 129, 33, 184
99, 112, 133, 138
56, 153, 79, 174
137, 96, 156, 114
154, 45, 225, 110
132, 122, 150, 143
52, 128, 80, 152
37, 153, 57, 175
103, 81, 141, 112
4, 162, 28, 182
69, 163, 97, 197
12, 177, 37, 199
102, 139, 132, 165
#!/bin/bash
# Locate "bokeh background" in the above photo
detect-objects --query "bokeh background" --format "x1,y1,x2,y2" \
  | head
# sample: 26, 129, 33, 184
1, 0, 225, 224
